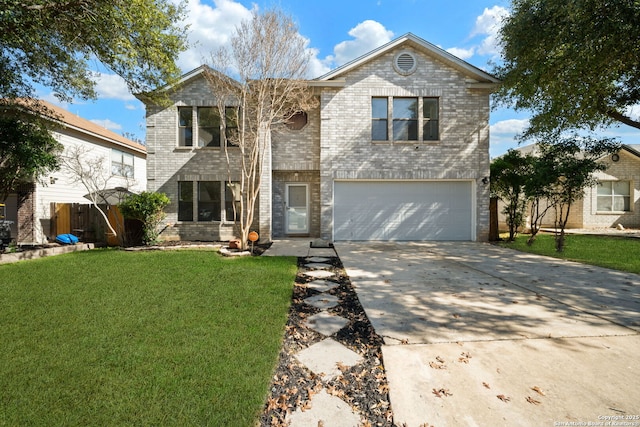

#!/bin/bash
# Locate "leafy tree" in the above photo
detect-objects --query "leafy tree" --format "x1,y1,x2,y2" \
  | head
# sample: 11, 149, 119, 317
0, 104, 62, 200
1, 0, 188, 103
494, 0, 640, 138
119, 192, 170, 245
203, 8, 317, 250
534, 138, 617, 252
490, 149, 535, 241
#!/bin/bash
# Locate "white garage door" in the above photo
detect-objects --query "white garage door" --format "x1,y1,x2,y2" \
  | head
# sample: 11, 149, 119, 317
334, 181, 473, 241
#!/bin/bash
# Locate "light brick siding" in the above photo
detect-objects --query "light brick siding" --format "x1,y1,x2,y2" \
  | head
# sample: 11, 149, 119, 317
318, 48, 491, 241
582, 151, 640, 228
145, 76, 257, 242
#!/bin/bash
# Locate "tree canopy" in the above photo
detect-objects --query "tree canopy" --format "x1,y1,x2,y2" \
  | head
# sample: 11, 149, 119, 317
494, 0, 640, 138
0, 0, 188, 103
0, 106, 62, 200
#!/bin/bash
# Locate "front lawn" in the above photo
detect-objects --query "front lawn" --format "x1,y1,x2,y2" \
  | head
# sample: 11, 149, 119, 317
0, 249, 297, 426
497, 233, 640, 274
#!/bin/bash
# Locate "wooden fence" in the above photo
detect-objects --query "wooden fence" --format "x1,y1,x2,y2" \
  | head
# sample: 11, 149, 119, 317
50, 203, 142, 246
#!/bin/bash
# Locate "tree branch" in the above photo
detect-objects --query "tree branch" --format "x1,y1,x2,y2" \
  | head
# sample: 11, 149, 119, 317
604, 109, 640, 130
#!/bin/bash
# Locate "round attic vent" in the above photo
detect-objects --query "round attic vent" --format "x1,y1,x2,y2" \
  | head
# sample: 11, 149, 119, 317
394, 51, 417, 75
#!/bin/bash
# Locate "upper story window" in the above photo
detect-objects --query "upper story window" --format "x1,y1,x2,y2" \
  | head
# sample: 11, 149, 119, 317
393, 98, 418, 140
111, 149, 134, 178
178, 106, 239, 148
198, 107, 221, 147
372, 97, 440, 142
423, 97, 439, 141
371, 97, 388, 141
597, 181, 631, 212
178, 107, 193, 147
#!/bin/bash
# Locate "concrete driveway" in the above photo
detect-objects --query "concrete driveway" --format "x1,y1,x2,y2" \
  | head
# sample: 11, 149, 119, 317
336, 242, 640, 427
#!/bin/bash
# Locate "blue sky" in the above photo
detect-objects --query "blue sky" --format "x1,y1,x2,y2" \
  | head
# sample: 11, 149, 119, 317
38, 0, 640, 157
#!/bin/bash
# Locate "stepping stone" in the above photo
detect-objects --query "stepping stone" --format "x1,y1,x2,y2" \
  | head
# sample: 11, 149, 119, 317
307, 256, 331, 263
304, 262, 333, 270
305, 293, 339, 310
295, 338, 362, 380
303, 269, 335, 279
306, 280, 338, 292
288, 389, 360, 427
305, 311, 348, 336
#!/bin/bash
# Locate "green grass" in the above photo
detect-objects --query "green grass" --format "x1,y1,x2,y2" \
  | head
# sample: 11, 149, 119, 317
0, 249, 297, 426
497, 233, 640, 274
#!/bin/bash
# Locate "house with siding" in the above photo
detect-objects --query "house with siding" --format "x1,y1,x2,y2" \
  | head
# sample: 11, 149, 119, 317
141, 33, 499, 242
2, 100, 146, 245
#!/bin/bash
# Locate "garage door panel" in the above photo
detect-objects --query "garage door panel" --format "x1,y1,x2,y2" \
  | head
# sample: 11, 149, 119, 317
334, 181, 472, 241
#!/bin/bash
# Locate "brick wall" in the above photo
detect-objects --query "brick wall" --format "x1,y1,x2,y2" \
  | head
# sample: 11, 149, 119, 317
318, 47, 491, 241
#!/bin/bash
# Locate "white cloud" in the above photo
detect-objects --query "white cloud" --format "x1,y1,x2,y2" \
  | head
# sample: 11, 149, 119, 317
446, 47, 475, 60
177, 0, 254, 72
94, 73, 136, 101
470, 6, 509, 57
90, 118, 123, 131
491, 118, 530, 135
332, 20, 394, 66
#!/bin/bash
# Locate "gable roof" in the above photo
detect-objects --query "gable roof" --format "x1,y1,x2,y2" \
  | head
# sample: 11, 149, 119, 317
314, 33, 501, 86
511, 142, 640, 161
26, 100, 146, 155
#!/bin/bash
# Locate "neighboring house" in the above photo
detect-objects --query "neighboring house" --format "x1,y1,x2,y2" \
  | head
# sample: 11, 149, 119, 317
141, 33, 499, 242
2, 101, 146, 245
497, 143, 640, 230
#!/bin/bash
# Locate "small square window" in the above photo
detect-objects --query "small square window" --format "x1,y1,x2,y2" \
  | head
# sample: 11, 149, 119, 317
597, 181, 631, 212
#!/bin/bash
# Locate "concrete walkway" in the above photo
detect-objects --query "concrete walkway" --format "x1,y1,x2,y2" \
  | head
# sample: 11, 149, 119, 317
336, 242, 640, 427
265, 239, 362, 426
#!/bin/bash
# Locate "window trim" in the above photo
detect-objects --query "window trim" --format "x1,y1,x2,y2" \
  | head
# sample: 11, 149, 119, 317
371, 96, 440, 143
111, 149, 134, 178
596, 180, 632, 213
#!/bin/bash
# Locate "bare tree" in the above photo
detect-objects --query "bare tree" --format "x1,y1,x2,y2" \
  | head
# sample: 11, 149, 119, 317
204, 8, 317, 250
60, 145, 135, 244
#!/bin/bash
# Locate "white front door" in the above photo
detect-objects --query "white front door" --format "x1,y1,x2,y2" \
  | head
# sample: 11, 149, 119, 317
285, 183, 309, 234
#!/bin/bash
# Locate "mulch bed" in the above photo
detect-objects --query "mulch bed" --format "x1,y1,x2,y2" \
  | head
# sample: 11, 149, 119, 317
260, 256, 394, 426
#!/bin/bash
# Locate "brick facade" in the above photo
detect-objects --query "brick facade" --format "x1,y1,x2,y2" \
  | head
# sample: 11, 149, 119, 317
143, 35, 497, 242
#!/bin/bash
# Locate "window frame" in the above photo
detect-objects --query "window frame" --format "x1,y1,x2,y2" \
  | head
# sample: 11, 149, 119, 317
111, 149, 134, 178
178, 107, 193, 147
197, 181, 222, 222
596, 180, 632, 213
177, 181, 194, 222
371, 96, 440, 143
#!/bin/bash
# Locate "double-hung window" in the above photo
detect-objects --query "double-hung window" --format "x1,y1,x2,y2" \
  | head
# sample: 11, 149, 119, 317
198, 181, 221, 221
393, 98, 418, 140
371, 98, 388, 141
111, 149, 134, 178
597, 181, 631, 212
371, 97, 440, 142
225, 181, 240, 221
198, 107, 221, 147
178, 107, 193, 147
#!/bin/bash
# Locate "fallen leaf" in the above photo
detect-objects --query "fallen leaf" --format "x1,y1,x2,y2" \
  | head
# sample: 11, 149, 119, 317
452, 313, 461, 318
482, 382, 491, 389
531, 386, 545, 396
400, 338, 409, 345
526, 396, 542, 405
429, 361, 447, 370
497, 394, 511, 402
458, 352, 472, 363
432, 388, 452, 398
436, 356, 445, 363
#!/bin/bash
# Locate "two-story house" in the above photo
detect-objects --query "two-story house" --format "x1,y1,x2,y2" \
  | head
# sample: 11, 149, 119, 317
141, 33, 499, 243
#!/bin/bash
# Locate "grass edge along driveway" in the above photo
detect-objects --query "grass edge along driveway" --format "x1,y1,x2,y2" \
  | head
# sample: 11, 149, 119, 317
497, 233, 640, 275
0, 249, 297, 426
